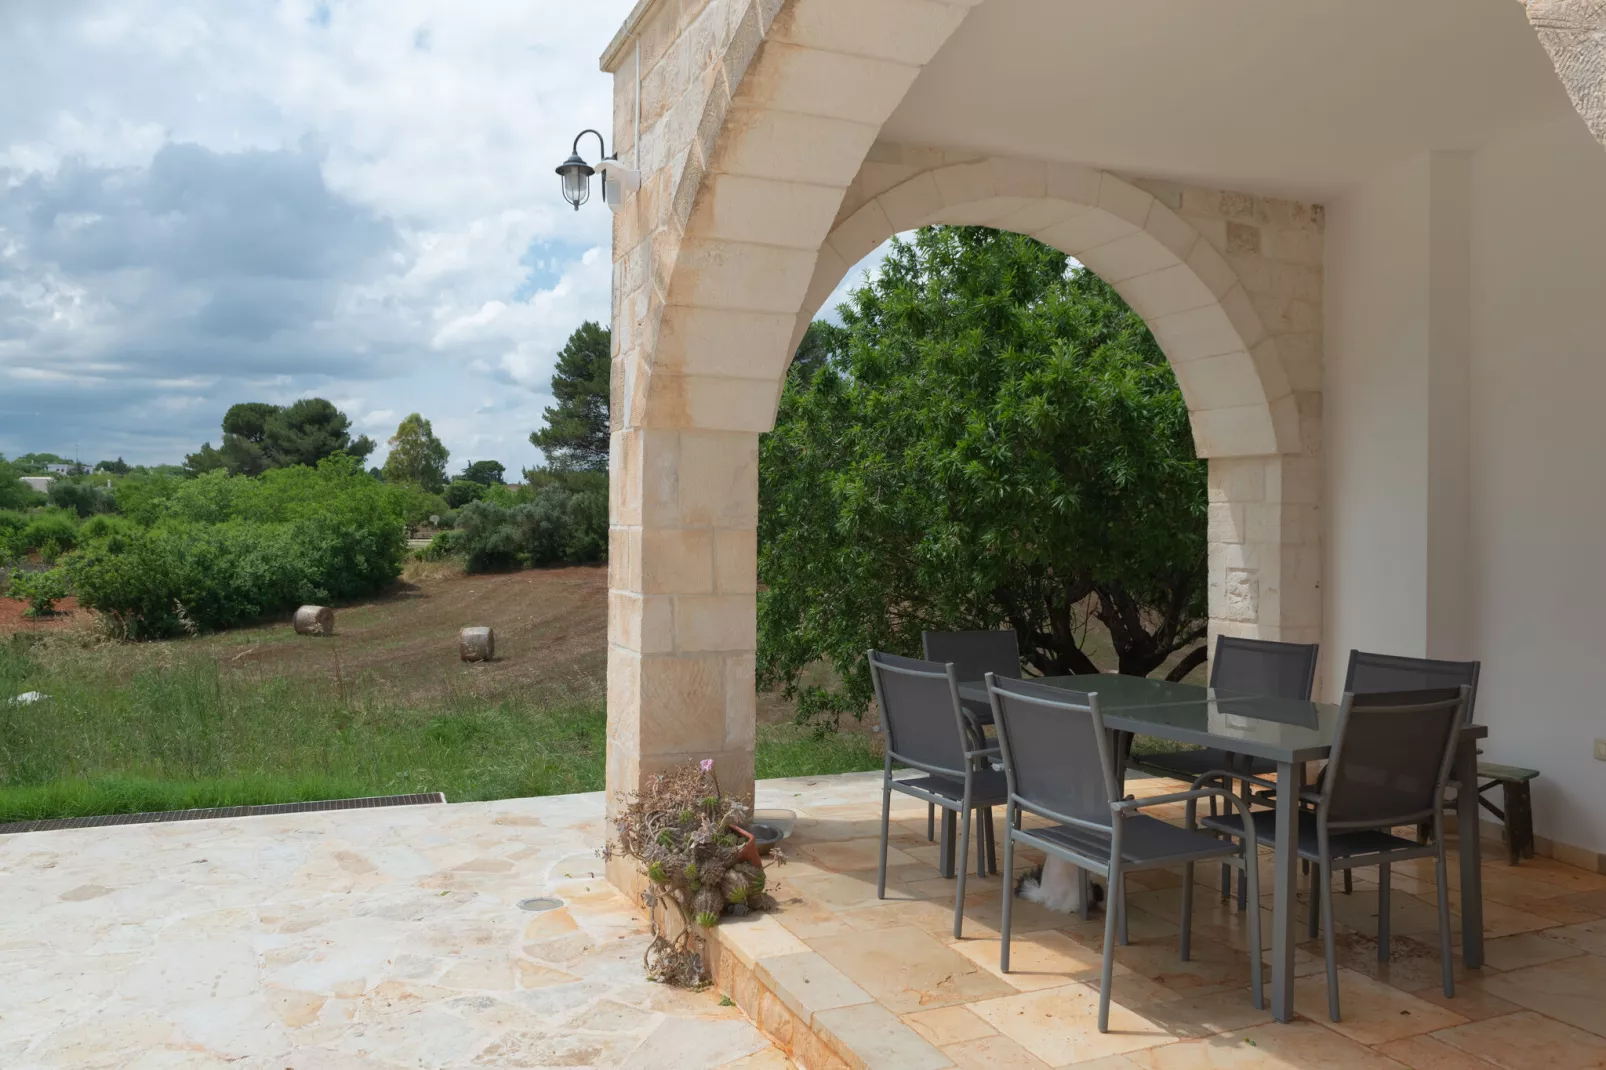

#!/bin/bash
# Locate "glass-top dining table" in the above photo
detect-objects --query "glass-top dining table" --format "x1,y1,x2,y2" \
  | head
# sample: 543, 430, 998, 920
956, 673, 1489, 1024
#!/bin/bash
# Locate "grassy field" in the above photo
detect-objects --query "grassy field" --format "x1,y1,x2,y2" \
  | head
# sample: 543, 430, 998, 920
0, 565, 882, 823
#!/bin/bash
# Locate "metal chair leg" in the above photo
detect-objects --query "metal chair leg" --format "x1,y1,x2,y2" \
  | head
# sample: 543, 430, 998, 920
1000, 818, 1016, 971
1321, 855, 1340, 1022
984, 808, 997, 875
927, 802, 935, 842
1435, 835, 1456, 998
876, 782, 893, 899
1377, 862, 1391, 963
954, 802, 973, 939
975, 807, 988, 878
1245, 849, 1265, 1011
1343, 868, 1353, 895
1308, 869, 1320, 939
1078, 866, 1092, 922
1098, 867, 1122, 1034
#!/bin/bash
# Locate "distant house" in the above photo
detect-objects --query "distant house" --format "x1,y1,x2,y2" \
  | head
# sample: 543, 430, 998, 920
44, 464, 77, 475
20, 476, 53, 494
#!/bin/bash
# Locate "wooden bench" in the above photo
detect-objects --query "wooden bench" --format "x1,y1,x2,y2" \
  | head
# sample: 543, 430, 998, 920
1477, 763, 1540, 865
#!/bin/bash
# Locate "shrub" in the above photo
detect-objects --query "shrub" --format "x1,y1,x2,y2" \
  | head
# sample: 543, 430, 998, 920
21, 510, 78, 554
0, 510, 27, 561
69, 514, 405, 639
453, 486, 607, 574
444, 479, 484, 509
47, 479, 115, 518
415, 529, 462, 562
6, 567, 71, 616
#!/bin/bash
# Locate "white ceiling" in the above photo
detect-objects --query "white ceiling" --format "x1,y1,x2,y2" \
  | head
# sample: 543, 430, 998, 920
881, 0, 1578, 200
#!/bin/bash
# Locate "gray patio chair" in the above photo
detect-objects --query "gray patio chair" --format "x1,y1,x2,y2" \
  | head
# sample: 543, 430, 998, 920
986, 674, 1263, 1033
1268, 650, 1481, 894
1199, 685, 1471, 1022
920, 628, 1022, 847
1126, 635, 1318, 907
869, 650, 1008, 939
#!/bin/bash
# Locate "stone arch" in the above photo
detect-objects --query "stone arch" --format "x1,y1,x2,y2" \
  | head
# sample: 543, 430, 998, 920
604, 0, 1321, 828
795, 157, 1301, 458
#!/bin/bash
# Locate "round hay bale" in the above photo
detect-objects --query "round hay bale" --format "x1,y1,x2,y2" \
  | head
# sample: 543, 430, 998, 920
460, 626, 494, 662
293, 605, 334, 636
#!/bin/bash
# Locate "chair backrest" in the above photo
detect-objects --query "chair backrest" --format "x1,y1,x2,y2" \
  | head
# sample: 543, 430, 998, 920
987, 674, 1118, 830
867, 650, 969, 778
1321, 686, 1470, 829
922, 629, 1022, 684
1344, 650, 1481, 723
1209, 635, 1319, 699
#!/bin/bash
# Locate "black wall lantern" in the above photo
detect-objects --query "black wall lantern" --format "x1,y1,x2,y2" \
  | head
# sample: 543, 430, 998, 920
557, 129, 639, 212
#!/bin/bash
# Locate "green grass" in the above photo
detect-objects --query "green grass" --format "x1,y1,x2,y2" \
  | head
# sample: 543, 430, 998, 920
0, 635, 884, 823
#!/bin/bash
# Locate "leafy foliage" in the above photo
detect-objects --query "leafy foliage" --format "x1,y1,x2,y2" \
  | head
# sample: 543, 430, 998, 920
758, 227, 1208, 725
185, 398, 375, 476
459, 460, 506, 486
6, 568, 71, 617
530, 320, 610, 472
0, 456, 44, 511
444, 479, 485, 508
451, 485, 607, 573
382, 413, 449, 493
68, 457, 406, 638
47, 479, 115, 518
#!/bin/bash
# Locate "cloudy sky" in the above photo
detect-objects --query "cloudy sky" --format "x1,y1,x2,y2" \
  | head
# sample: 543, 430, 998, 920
0, 0, 644, 473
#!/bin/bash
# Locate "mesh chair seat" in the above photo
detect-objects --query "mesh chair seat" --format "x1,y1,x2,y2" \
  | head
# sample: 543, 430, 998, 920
1023, 814, 1245, 868
1200, 809, 1434, 862
898, 769, 1009, 807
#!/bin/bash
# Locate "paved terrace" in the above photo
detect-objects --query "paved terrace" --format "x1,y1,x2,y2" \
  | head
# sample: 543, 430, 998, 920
5, 774, 1606, 1069
0, 793, 782, 1069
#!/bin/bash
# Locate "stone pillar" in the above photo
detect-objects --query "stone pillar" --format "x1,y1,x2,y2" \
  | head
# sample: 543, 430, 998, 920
606, 425, 759, 853
1207, 451, 1323, 652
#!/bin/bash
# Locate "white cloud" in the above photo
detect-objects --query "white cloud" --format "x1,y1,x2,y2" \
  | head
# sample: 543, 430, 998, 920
0, 0, 635, 472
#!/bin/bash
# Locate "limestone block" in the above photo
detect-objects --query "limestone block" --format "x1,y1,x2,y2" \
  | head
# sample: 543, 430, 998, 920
827, 199, 895, 265
1035, 209, 1137, 258
673, 594, 758, 652
459, 627, 494, 662
655, 306, 797, 381
992, 198, 1085, 236
713, 529, 758, 594
677, 431, 759, 527
1142, 201, 1200, 261
1208, 502, 1246, 545
1044, 161, 1102, 207
724, 653, 758, 748
1190, 403, 1278, 459
1117, 263, 1217, 322
293, 605, 333, 636
1096, 174, 1154, 227
877, 171, 945, 231
711, 107, 880, 187
641, 528, 715, 594
769, 0, 971, 67
1525, 0, 1606, 147
1148, 303, 1248, 364
667, 238, 818, 314
1185, 240, 1239, 300
1222, 569, 1260, 623
687, 174, 844, 250
637, 654, 728, 754
742, 43, 921, 124
1077, 230, 1176, 284
1172, 351, 1264, 412
931, 160, 999, 206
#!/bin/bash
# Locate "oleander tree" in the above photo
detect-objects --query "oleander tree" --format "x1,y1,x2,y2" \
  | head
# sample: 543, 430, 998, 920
758, 226, 1208, 726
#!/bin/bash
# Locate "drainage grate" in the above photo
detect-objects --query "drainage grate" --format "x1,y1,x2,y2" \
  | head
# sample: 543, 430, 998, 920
0, 792, 448, 835
518, 897, 564, 912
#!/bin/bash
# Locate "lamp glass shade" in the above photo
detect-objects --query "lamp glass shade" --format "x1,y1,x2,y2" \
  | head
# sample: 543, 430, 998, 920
556, 152, 594, 209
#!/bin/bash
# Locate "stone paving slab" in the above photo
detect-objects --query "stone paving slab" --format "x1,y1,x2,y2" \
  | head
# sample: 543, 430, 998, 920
0, 791, 780, 1069
717, 770, 1606, 1070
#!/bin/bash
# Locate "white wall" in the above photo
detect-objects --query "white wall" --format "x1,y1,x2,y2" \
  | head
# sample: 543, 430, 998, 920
1324, 117, 1606, 857
1322, 156, 1433, 682
1469, 116, 1606, 856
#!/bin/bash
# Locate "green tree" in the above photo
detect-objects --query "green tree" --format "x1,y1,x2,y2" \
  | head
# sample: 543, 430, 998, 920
789, 320, 844, 385
95, 458, 132, 475
530, 321, 610, 472
0, 455, 43, 510
445, 479, 486, 508
459, 460, 506, 486
757, 227, 1208, 725
186, 399, 374, 476
382, 413, 449, 492
265, 398, 376, 469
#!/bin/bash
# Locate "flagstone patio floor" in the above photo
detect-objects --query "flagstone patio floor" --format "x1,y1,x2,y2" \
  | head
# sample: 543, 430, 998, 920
6, 772, 1606, 1069
729, 771, 1606, 1070
0, 792, 784, 1070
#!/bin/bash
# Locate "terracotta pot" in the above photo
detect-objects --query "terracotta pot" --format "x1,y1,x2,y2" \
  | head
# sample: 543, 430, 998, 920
731, 825, 762, 868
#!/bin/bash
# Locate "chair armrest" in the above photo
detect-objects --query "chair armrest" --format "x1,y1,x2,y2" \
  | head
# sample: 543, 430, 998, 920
1191, 768, 1321, 807
1112, 785, 1260, 844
